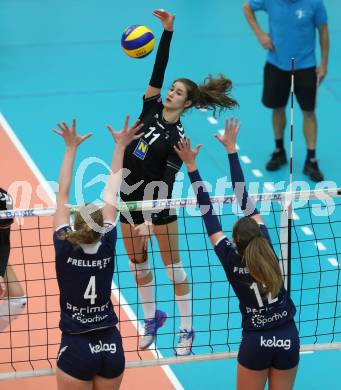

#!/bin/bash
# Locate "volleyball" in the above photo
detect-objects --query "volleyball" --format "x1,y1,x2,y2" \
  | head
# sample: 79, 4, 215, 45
121, 25, 155, 59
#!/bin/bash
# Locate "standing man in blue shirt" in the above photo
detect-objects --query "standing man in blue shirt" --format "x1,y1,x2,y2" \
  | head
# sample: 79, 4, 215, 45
243, 0, 329, 182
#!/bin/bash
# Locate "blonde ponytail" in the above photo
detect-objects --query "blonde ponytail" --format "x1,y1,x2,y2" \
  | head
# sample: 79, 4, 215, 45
61, 204, 104, 246
244, 236, 283, 298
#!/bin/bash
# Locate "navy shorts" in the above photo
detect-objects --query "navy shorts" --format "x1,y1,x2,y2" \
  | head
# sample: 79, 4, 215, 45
262, 62, 317, 111
238, 321, 300, 371
57, 326, 125, 381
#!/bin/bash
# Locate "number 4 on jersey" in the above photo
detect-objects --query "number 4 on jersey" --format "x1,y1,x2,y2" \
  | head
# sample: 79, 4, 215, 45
84, 276, 97, 305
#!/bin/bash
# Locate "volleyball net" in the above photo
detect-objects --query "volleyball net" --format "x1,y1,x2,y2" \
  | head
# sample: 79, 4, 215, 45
0, 187, 340, 379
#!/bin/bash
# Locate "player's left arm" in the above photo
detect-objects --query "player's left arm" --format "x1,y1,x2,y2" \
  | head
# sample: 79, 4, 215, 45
145, 9, 175, 99
315, 1, 329, 82
53, 119, 92, 230
174, 138, 226, 247
316, 24, 329, 82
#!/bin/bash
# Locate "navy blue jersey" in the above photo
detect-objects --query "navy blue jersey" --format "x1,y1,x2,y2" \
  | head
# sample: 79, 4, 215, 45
54, 222, 118, 334
122, 94, 185, 200
215, 224, 296, 331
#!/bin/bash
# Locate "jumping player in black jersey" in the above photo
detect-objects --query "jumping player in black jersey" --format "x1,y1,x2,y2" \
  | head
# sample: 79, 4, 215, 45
53, 117, 142, 389
174, 118, 299, 390
116, 9, 239, 356
0, 188, 27, 331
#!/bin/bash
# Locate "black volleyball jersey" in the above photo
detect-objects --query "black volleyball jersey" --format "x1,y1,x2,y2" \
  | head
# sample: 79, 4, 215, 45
122, 94, 185, 199
0, 188, 14, 228
54, 222, 118, 334
214, 224, 296, 331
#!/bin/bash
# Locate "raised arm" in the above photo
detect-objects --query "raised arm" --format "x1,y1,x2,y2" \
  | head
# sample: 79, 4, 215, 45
242, 2, 274, 51
103, 117, 144, 223
174, 139, 225, 247
53, 119, 92, 230
145, 9, 175, 99
214, 117, 263, 224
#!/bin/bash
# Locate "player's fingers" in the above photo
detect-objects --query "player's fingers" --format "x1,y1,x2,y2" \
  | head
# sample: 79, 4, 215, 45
52, 129, 63, 136
123, 115, 130, 130
81, 133, 93, 142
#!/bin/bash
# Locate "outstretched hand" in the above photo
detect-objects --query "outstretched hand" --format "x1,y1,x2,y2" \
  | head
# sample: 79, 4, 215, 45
214, 117, 240, 153
174, 138, 202, 172
53, 119, 92, 147
153, 9, 175, 31
106, 116, 144, 148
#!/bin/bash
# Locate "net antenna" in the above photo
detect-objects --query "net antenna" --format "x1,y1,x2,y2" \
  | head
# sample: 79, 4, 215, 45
279, 58, 295, 294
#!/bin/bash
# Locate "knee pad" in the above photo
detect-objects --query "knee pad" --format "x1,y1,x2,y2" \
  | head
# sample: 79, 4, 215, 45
129, 260, 150, 280
165, 261, 187, 284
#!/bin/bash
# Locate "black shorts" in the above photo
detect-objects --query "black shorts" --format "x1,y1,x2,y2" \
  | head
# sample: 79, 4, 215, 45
238, 321, 300, 371
120, 186, 177, 226
0, 228, 10, 266
262, 62, 317, 111
57, 326, 125, 381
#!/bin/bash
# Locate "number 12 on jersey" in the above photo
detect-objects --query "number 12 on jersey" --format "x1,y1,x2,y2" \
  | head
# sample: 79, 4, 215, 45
250, 282, 278, 308
84, 276, 97, 305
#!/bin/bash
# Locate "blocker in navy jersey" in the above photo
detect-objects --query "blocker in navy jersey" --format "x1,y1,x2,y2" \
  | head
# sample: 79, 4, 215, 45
54, 222, 118, 334
57, 326, 125, 380
121, 94, 185, 224
214, 224, 296, 331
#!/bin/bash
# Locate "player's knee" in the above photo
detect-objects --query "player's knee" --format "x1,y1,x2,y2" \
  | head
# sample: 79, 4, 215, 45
165, 261, 187, 284
129, 259, 151, 281
303, 110, 315, 118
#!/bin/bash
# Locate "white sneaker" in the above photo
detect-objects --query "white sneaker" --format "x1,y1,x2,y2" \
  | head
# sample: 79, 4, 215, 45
139, 310, 167, 350
175, 328, 195, 356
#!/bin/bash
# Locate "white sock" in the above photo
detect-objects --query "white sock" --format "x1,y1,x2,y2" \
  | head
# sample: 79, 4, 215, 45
137, 281, 155, 321
0, 296, 27, 331
175, 292, 192, 331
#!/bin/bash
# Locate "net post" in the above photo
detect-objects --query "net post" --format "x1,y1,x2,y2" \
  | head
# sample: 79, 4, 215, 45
279, 196, 289, 291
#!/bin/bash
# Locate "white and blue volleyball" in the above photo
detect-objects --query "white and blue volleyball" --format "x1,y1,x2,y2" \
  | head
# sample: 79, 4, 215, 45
121, 25, 155, 58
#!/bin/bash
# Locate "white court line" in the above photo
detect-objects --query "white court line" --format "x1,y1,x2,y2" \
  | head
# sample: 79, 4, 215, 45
111, 283, 184, 389
264, 182, 275, 191
0, 113, 56, 202
315, 242, 327, 251
199, 108, 207, 112
240, 155, 252, 164
207, 116, 218, 125
328, 258, 339, 267
252, 169, 263, 178
0, 112, 183, 390
300, 351, 314, 355
301, 226, 314, 236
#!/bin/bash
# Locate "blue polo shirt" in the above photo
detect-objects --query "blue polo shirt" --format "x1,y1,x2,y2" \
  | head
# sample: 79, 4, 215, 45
249, 0, 328, 70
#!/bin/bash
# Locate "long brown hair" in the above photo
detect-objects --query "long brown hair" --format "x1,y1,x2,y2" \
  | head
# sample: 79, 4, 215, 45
175, 74, 239, 116
61, 204, 104, 246
232, 217, 283, 298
